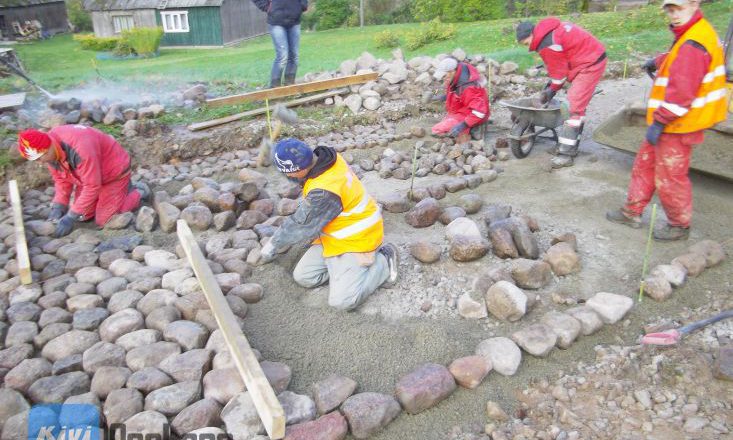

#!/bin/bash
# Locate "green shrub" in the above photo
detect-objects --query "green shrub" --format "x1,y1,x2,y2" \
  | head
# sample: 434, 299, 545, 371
73, 33, 120, 51
374, 30, 400, 48
301, 9, 318, 30
413, 0, 506, 22
121, 27, 163, 57
404, 18, 455, 50
316, 0, 352, 30
66, 0, 93, 32
113, 38, 135, 57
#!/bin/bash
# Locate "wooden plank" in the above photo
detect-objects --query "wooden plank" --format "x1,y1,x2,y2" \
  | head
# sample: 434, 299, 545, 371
0, 92, 26, 110
8, 180, 32, 285
206, 72, 378, 107
176, 219, 285, 439
188, 88, 345, 132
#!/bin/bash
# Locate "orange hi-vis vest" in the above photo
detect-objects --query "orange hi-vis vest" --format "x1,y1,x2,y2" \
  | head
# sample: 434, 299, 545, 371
647, 17, 728, 133
303, 154, 384, 258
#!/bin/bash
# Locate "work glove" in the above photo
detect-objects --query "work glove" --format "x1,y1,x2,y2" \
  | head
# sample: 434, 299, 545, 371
448, 122, 468, 138
432, 93, 447, 102
642, 58, 657, 79
54, 212, 78, 238
539, 87, 557, 105
47, 203, 67, 222
645, 121, 665, 146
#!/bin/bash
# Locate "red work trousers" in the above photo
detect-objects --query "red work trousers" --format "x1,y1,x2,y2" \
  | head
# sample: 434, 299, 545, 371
567, 58, 606, 117
73, 175, 141, 226
623, 132, 701, 228
432, 113, 470, 135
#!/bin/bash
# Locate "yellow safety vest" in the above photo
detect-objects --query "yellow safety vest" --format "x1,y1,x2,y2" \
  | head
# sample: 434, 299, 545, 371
647, 17, 728, 133
303, 154, 384, 258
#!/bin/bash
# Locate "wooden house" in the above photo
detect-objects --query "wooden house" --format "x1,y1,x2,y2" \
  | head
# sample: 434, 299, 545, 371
0, 0, 68, 40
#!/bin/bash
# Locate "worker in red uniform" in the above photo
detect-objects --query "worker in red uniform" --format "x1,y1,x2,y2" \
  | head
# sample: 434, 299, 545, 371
430, 57, 490, 141
607, 0, 727, 241
516, 18, 607, 168
17, 125, 150, 238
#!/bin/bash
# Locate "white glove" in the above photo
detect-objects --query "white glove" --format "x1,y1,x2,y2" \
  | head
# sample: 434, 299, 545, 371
259, 241, 276, 263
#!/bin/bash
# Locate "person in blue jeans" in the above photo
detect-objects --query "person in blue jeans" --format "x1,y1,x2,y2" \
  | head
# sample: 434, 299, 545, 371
251, 0, 308, 87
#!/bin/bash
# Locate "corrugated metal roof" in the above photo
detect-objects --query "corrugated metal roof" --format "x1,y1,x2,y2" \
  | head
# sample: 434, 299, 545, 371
0, 0, 64, 8
83, 0, 223, 11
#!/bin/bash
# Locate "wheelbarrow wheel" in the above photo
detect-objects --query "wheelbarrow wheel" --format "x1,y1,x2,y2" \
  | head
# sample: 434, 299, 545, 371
509, 122, 536, 159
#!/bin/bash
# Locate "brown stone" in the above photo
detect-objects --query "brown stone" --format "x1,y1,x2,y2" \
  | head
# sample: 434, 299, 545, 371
284, 411, 348, 440
394, 363, 456, 414
404, 198, 441, 228
543, 242, 580, 276
409, 241, 441, 264
448, 356, 491, 389
488, 228, 518, 259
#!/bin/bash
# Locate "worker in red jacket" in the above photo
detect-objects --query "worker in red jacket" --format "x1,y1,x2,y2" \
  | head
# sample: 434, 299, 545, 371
431, 58, 490, 141
607, 0, 727, 241
517, 18, 607, 168
17, 125, 150, 237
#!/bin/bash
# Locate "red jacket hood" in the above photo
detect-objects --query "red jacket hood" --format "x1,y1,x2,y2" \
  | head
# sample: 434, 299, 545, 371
450, 62, 481, 89
529, 17, 561, 51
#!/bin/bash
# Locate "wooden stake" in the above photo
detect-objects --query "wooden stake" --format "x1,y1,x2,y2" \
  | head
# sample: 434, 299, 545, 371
176, 220, 285, 439
8, 180, 32, 285
206, 72, 378, 108
638, 203, 658, 302
188, 89, 345, 132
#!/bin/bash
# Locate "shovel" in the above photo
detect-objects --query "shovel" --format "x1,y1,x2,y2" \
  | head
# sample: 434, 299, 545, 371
641, 309, 733, 346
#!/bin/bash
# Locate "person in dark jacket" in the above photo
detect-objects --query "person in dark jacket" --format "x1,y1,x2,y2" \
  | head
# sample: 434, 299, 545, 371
430, 58, 490, 142
257, 138, 399, 311
516, 18, 607, 168
251, 0, 308, 88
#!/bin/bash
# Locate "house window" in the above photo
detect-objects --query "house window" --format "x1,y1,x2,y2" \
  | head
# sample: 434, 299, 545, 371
161, 11, 189, 33
112, 15, 135, 34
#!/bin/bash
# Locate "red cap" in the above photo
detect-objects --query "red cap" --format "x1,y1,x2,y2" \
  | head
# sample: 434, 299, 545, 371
17, 129, 52, 161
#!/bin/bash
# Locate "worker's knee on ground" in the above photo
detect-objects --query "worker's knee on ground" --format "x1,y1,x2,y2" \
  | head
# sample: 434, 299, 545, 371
328, 293, 361, 311
292, 270, 323, 289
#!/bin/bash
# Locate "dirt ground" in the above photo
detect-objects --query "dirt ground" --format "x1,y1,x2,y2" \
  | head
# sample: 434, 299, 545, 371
229, 77, 733, 439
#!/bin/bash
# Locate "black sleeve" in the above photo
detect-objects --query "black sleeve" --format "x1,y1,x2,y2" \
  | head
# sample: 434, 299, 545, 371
537, 31, 554, 51
269, 189, 343, 251
251, 0, 269, 13
300, 0, 308, 11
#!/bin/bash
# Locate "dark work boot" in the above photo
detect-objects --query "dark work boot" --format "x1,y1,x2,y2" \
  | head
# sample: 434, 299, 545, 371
653, 224, 690, 241
269, 77, 282, 88
606, 207, 642, 229
284, 74, 296, 86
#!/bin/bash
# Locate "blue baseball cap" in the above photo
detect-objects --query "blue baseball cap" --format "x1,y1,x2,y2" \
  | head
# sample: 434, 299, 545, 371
273, 138, 314, 173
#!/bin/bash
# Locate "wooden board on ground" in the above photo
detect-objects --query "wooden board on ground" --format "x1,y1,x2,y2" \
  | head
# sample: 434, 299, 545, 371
176, 219, 286, 439
189, 88, 345, 132
206, 72, 378, 107
0, 93, 26, 110
8, 180, 32, 285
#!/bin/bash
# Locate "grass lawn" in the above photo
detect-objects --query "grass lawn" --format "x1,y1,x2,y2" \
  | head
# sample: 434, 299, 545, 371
0, 1, 730, 95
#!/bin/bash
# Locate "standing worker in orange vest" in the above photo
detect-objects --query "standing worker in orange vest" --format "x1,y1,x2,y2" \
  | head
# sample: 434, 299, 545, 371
257, 138, 399, 311
606, 0, 727, 241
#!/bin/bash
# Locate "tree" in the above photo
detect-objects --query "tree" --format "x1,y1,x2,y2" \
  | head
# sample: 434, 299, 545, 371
67, 0, 93, 32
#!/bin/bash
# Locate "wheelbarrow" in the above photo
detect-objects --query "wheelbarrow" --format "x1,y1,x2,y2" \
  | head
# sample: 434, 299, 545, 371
500, 97, 569, 158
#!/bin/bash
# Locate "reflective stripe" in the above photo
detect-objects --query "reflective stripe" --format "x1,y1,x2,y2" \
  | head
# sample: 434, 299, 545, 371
566, 118, 583, 128
338, 194, 370, 217
551, 77, 566, 85
648, 98, 662, 109
702, 65, 726, 83
328, 208, 382, 239
471, 110, 485, 118
691, 88, 727, 107
549, 44, 563, 52
660, 101, 689, 116
558, 137, 577, 146
654, 77, 669, 87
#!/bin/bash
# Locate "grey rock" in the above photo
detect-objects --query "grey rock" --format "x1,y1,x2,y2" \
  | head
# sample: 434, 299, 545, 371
158, 348, 212, 382
28, 371, 90, 403
543, 242, 581, 276
475, 337, 522, 376
540, 311, 581, 349
512, 324, 558, 357
650, 264, 686, 288
96, 235, 143, 253
108, 290, 144, 313
341, 392, 401, 439
157, 202, 181, 233
0, 344, 33, 369
66, 294, 104, 312
511, 259, 552, 289
228, 283, 263, 304
104, 388, 143, 425
72, 307, 109, 330
126, 367, 173, 394
7, 301, 42, 323
146, 306, 181, 332
135, 206, 158, 232
261, 361, 292, 393
126, 341, 181, 371
171, 398, 222, 436
96, 277, 128, 300
221, 392, 265, 440
99, 309, 145, 342
439, 207, 467, 225
565, 306, 604, 336
484, 281, 526, 322
5, 321, 38, 346
279, 391, 317, 425
145, 381, 202, 416
0, 388, 30, 433
90, 366, 131, 399
33, 323, 71, 349
4, 358, 52, 393
203, 367, 245, 405
405, 198, 441, 228
586, 292, 633, 324
51, 354, 83, 375
42, 330, 100, 362
457, 293, 487, 319
82, 341, 125, 373
116, 329, 161, 351
75, 267, 112, 285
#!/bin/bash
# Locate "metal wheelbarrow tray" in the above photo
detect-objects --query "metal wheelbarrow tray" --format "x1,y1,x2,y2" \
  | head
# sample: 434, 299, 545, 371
500, 98, 568, 158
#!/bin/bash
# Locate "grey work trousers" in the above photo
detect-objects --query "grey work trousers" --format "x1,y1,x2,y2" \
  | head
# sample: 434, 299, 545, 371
292, 245, 389, 311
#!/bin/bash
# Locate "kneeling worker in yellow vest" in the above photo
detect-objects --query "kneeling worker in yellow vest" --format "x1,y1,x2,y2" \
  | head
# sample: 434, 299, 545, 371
258, 138, 399, 311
